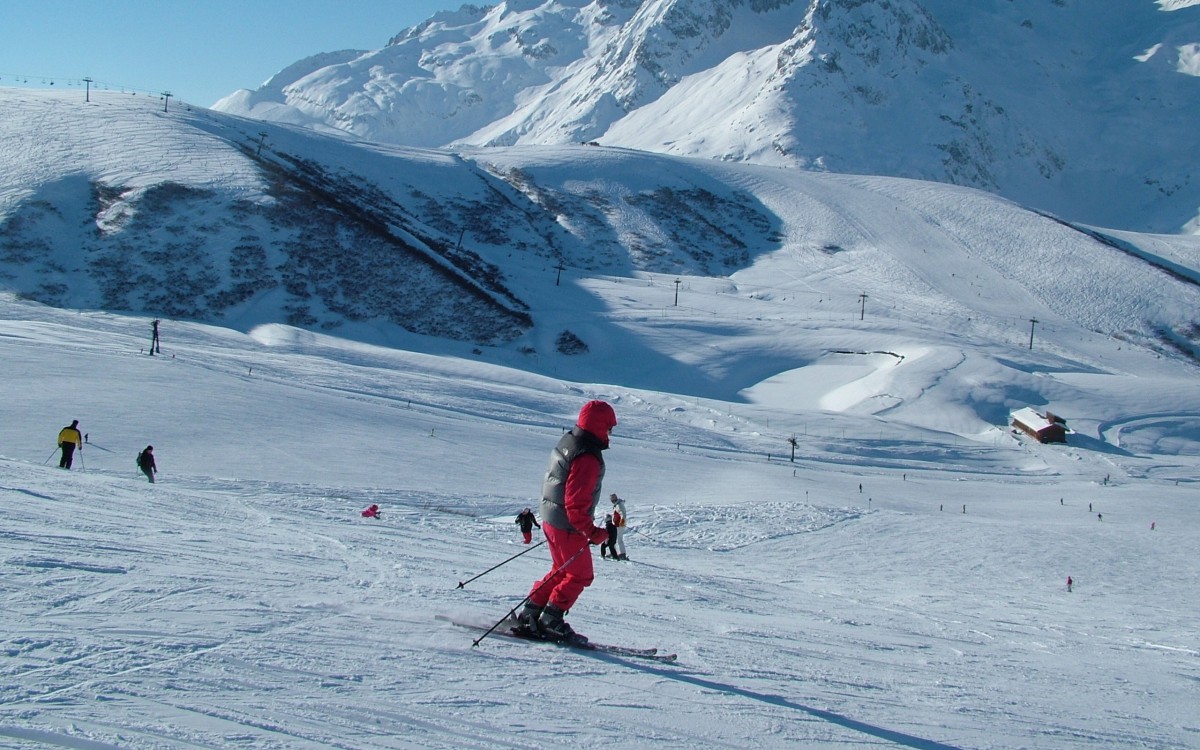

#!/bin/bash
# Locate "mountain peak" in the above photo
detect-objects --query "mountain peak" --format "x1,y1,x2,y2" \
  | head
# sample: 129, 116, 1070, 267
206, 0, 1200, 234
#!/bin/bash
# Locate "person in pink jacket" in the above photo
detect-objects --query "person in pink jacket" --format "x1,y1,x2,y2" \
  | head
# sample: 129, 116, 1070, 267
517, 400, 617, 642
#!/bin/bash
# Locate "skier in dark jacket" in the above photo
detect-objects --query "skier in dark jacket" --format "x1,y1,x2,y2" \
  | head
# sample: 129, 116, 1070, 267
515, 508, 541, 544
517, 400, 617, 642
136, 446, 157, 483
600, 514, 618, 559
57, 420, 83, 469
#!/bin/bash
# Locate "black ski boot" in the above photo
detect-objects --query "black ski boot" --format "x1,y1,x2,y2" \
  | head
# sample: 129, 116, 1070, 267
537, 604, 586, 643
515, 602, 544, 636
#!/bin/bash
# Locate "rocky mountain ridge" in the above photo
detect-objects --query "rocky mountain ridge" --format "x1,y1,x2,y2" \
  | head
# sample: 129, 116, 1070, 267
215, 0, 1200, 234
5, 88, 1200, 369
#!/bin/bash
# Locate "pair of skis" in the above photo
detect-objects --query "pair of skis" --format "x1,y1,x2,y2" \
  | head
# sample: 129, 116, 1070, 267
437, 615, 677, 663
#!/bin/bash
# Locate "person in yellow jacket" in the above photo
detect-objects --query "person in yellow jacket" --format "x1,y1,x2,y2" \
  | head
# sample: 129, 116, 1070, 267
57, 420, 83, 469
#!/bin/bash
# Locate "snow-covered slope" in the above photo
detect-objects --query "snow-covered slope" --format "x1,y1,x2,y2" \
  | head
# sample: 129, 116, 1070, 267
213, 0, 1200, 234
3, 78, 1200, 748
2, 246, 1199, 749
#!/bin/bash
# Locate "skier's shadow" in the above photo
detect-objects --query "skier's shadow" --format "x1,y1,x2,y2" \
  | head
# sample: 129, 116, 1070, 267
586, 653, 964, 750
0, 486, 55, 501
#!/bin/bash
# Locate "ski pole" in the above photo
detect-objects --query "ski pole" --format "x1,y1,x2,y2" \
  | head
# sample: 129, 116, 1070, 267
44, 447, 58, 465
471, 543, 590, 648
457, 539, 545, 589
627, 525, 658, 542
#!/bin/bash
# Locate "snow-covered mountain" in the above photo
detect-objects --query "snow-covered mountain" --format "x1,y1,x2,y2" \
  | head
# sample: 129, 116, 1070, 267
4, 86, 1200, 749
214, 0, 1200, 234
5, 85, 1200, 429
4, 59, 1200, 745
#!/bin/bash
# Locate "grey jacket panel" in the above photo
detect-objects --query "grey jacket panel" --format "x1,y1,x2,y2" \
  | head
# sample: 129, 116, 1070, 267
540, 427, 606, 532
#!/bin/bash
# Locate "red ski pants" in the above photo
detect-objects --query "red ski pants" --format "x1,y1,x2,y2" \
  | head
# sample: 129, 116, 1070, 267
528, 524, 594, 612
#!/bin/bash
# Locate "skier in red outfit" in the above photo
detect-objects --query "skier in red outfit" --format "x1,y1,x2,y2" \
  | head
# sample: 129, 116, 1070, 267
517, 399, 618, 642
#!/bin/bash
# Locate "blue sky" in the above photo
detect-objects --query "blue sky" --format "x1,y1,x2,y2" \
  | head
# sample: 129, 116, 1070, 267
0, 1, 467, 107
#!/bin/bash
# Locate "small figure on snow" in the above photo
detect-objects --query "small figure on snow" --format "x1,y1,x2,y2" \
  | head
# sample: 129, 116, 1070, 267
515, 507, 540, 544
151, 318, 161, 355
57, 420, 83, 469
136, 445, 157, 483
517, 400, 618, 642
1067, 576, 1073, 592
361, 503, 381, 519
600, 513, 618, 559
610, 493, 629, 561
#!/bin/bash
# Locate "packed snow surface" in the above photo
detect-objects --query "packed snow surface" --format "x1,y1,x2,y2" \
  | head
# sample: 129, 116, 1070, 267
2, 292, 1198, 748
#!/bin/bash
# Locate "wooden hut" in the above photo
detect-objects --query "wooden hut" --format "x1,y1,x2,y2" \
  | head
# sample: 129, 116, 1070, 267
1010, 407, 1068, 444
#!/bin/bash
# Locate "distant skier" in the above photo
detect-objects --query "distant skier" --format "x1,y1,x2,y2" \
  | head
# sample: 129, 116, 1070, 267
600, 513, 618, 559
1067, 576, 1073, 592
610, 493, 629, 561
515, 507, 540, 544
361, 504, 381, 519
136, 445, 157, 483
151, 318, 161, 355
57, 420, 83, 469
517, 400, 618, 642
